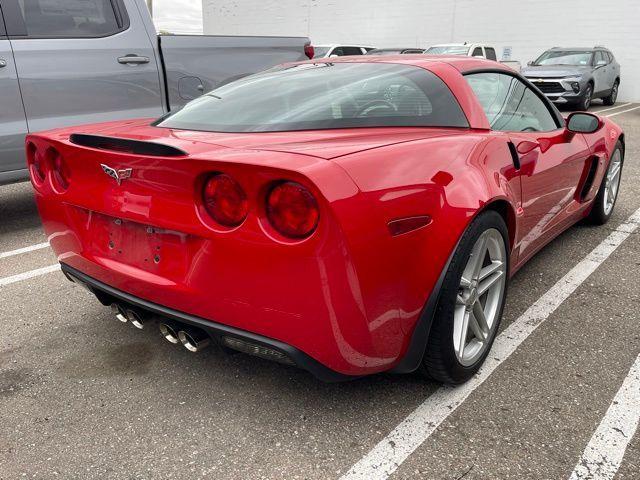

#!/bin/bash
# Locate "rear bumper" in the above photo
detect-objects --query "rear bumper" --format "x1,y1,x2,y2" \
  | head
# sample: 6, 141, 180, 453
62, 263, 358, 382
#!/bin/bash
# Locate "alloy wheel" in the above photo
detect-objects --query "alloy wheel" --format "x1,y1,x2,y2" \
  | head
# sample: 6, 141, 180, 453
454, 229, 507, 366
582, 86, 592, 110
603, 149, 622, 215
610, 83, 619, 103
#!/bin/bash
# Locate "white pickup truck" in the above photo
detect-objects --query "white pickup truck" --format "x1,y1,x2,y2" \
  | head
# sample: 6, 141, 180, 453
425, 43, 498, 61
0, 0, 312, 184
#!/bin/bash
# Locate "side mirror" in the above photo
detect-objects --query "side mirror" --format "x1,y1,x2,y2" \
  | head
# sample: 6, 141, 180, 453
567, 112, 602, 134
595, 60, 607, 67
329, 54, 339, 58
527, 60, 534, 66
473, 55, 485, 58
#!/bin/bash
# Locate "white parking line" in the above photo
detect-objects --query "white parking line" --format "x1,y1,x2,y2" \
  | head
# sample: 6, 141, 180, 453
606, 105, 640, 118
593, 102, 631, 114
0, 242, 50, 259
340, 207, 640, 480
0, 264, 61, 288
569, 353, 640, 480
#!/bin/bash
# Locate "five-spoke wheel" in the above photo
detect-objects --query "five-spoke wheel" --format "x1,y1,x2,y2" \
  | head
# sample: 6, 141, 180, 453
454, 229, 507, 366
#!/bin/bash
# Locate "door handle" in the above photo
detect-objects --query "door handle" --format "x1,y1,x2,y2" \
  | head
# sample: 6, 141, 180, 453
117, 55, 150, 65
0, 59, 7, 68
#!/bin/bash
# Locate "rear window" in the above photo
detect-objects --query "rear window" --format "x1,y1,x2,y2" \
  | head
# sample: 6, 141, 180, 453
13, 0, 125, 38
157, 63, 469, 133
425, 45, 471, 56
366, 49, 402, 56
312, 46, 331, 58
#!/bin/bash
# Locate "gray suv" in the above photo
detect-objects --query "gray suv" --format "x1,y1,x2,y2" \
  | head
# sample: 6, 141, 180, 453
522, 47, 620, 110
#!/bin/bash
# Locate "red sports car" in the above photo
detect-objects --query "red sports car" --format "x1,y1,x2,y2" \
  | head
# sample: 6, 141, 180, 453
28, 56, 624, 383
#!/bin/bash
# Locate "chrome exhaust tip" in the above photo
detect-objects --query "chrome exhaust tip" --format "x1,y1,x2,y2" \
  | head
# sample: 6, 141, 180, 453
159, 322, 180, 344
178, 327, 211, 353
125, 309, 148, 330
111, 303, 128, 323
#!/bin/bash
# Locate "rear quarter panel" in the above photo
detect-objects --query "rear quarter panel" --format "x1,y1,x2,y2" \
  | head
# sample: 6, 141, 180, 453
329, 132, 520, 339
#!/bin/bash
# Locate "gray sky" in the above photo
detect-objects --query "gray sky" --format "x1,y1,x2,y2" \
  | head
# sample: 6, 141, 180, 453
152, 0, 203, 34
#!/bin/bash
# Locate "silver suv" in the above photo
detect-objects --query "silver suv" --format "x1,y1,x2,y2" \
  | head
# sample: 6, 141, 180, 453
522, 47, 620, 110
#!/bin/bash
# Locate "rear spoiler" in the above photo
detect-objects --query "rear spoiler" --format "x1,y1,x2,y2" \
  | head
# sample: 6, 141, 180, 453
69, 134, 187, 157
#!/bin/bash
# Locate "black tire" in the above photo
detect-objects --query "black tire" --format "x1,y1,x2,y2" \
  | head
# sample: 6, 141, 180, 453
602, 80, 619, 106
585, 142, 624, 225
420, 211, 509, 384
577, 83, 593, 111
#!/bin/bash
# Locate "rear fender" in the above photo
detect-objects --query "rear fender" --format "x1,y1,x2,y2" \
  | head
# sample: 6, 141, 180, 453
330, 134, 520, 372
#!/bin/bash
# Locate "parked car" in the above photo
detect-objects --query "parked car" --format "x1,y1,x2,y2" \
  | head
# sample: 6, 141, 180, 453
366, 48, 425, 55
0, 0, 312, 185
425, 43, 498, 61
522, 47, 620, 110
28, 57, 624, 384
313, 44, 375, 58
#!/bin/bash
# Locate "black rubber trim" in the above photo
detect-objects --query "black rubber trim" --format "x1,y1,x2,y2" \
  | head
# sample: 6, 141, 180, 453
60, 263, 358, 382
69, 134, 187, 157
389, 237, 457, 374
0, 2, 7, 37
507, 141, 521, 170
156, 36, 172, 112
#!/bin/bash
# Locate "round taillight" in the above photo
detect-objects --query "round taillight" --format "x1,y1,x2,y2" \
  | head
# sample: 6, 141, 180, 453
203, 174, 248, 227
266, 182, 319, 239
50, 149, 70, 191
27, 143, 46, 184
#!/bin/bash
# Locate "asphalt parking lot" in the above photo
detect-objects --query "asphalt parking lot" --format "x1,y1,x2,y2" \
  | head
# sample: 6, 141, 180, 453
1, 103, 639, 480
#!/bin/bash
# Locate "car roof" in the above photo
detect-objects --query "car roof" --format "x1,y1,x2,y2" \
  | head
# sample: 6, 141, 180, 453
369, 48, 420, 51
316, 44, 374, 48
548, 47, 600, 52
428, 43, 489, 47
290, 54, 508, 74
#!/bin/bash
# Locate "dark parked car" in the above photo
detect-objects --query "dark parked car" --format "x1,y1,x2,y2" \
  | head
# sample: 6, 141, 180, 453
366, 48, 425, 55
522, 47, 620, 110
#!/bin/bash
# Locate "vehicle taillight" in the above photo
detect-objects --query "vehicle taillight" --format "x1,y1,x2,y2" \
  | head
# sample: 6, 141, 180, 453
266, 182, 319, 239
50, 148, 70, 191
304, 43, 314, 60
203, 174, 248, 227
26, 142, 46, 185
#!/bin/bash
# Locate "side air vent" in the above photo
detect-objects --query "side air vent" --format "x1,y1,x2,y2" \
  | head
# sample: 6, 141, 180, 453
580, 156, 600, 200
69, 134, 187, 157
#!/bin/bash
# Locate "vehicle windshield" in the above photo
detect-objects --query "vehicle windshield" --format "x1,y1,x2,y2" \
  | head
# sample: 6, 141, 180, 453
425, 46, 470, 55
313, 46, 331, 58
157, 63, 469, 133
534, 50, 593, 66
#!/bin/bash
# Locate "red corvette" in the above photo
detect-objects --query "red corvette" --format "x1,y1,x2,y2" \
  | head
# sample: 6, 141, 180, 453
28, 56, 624, 383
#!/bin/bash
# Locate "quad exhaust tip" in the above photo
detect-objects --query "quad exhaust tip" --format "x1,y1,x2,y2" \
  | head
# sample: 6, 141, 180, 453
126, 309, 148, 329
111, 303, 211, 353
159, 322, 180, 344
111, 303, 150, 329
178, 327, 211, 353
111, 303, 128, 323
